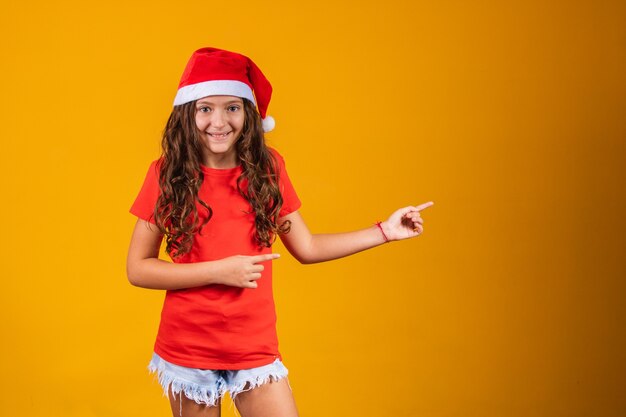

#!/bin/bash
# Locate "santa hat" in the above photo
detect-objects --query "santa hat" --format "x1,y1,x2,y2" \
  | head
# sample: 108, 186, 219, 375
173, 47, 275, 132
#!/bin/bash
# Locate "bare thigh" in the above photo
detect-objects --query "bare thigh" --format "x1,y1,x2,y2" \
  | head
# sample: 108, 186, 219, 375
168, 385, 221, 417
234, 377, 299, 417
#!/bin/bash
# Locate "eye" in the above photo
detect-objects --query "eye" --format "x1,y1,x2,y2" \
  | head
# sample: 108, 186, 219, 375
198, 106, 211, 113
227, 105, 241, 112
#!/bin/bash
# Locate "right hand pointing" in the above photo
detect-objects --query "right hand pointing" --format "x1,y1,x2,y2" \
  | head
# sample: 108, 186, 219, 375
215, 253, 280, 289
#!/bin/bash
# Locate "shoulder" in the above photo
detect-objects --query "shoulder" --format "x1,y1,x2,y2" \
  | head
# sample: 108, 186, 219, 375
152, 157, 165, 170
267, 147, 291, 169
134, 158, 165, 190
130, 157, 165, 219
267, 146, 285, 161
145, 157, 165, 179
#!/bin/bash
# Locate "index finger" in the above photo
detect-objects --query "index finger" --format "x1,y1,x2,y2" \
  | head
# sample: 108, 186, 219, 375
416, 201, 434, 212
251, 253, 281, 263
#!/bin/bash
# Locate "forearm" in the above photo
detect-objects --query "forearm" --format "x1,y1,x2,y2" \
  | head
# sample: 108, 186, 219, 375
127, 257, 219, 290
296, 224, 388, 264
280, 203, 432, 265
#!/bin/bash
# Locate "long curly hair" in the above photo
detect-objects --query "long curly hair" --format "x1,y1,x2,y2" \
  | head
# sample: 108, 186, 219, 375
153, 98, 291, 259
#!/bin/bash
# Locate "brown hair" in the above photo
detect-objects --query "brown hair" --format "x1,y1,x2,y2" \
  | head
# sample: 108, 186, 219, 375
153, 99, 291, 258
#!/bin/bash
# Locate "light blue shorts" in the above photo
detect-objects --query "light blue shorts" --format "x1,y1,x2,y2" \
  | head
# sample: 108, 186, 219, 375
147, 352, 289, 408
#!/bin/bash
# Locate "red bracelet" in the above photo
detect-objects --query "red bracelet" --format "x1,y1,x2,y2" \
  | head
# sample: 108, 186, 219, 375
375, 222, 390, 243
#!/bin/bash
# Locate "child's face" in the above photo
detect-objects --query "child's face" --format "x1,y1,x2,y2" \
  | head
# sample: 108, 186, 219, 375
194, 95, 245, 168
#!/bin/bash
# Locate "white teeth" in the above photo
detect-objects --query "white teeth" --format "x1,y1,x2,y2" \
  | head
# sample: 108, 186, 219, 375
209, 132, 229, 138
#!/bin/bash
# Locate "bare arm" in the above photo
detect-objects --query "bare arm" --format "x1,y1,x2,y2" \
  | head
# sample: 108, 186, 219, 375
278, 202, 434, 264
126, 219, 279, 290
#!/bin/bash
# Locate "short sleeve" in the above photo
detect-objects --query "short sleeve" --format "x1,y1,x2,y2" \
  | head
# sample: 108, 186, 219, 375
271, 149, 301, 217
129, 159, 162, 225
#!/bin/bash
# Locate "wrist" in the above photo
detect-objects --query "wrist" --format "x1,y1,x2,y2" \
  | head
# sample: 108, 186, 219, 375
375, 221, 391, 243
202, 259, 222, 286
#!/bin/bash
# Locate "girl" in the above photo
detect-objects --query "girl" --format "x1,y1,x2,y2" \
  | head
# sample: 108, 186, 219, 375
127, 47, 433, 417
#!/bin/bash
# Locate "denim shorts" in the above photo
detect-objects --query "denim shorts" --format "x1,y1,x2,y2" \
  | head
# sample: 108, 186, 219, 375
147, 352, 289, 408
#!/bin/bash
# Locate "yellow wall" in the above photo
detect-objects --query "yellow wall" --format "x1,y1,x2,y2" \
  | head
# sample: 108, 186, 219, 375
1, 0, 624, 416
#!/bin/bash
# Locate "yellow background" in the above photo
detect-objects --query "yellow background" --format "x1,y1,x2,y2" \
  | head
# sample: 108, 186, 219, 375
1, 0, 625, 416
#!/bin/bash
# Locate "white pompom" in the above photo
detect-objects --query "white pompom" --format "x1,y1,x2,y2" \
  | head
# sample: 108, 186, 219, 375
262, 115, 275, 132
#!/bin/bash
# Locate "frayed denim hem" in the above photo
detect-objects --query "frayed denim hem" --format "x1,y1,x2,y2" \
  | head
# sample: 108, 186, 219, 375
228, 369, 288, 400
147, 352, 289, 410
148, 360, 225, 407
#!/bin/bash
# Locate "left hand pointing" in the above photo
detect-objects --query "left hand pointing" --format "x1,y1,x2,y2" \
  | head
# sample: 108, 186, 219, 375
383, 201, 434, 241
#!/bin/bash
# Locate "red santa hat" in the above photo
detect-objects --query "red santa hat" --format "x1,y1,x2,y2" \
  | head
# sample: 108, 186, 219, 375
173, 47, 275, 132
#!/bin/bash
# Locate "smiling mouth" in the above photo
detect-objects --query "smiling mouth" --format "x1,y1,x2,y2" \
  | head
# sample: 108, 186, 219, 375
208, 132, 231, 138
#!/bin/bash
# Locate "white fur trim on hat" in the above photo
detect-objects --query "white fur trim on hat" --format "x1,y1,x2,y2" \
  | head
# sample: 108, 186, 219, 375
262, 115, 275, 132
173, 80, 256, 106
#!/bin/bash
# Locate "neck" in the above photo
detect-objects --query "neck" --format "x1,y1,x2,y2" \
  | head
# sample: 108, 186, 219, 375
203, 153, 238, 169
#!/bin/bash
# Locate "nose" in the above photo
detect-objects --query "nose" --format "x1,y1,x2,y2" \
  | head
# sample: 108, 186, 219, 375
211, 109, 227, 128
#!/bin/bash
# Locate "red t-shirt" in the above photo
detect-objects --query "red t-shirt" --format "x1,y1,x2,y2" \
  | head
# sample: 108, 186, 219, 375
129, 149, 301, 370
